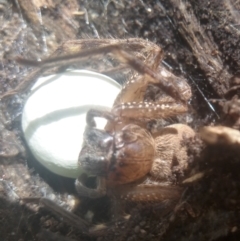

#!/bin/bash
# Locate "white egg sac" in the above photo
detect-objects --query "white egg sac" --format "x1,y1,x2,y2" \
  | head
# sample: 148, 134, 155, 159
22, 70, 121, 178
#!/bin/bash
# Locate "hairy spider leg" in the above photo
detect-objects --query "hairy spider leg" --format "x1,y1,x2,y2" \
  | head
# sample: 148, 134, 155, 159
0, 38, 160, 100
113, 99, 187, 121
40, 184, 181, 238
40, 198, 90, 234
85, 101, 187, 131
14, 42, 186, 103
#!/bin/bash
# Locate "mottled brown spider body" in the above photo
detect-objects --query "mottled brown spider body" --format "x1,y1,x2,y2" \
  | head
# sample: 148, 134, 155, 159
67, 39, 196, 201
77, 114, 195, 201
4, 38, 195, 237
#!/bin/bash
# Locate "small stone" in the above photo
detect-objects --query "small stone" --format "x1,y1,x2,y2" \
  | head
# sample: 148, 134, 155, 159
134, 225, 140, 233
139, 221, 146, 227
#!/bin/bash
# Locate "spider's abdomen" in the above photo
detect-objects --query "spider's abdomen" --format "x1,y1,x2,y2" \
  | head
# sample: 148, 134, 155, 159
151, 124, 195, 182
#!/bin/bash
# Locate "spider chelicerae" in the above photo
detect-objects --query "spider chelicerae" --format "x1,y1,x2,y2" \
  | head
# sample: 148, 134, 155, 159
2, 38, 195, 239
